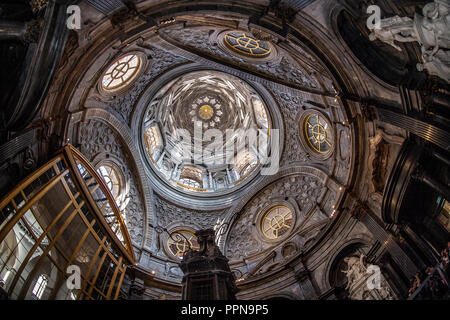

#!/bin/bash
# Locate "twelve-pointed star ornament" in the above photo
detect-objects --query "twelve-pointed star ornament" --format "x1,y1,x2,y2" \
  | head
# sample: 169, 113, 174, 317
190, 96, 223, 129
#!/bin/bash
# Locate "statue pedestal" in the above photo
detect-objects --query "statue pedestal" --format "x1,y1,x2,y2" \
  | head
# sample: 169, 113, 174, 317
179, 229, 237, 300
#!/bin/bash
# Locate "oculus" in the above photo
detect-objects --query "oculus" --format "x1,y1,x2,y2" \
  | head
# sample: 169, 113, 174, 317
301, 112, 334, 157
198, 104, 214, 121
167, 230, 200, 259
101, 54, 141, 91
224, 32, 272, 57
261, 206, 293, 240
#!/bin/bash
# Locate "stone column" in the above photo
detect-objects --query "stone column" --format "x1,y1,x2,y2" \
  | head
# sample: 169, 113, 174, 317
292, 261, 319, 300
129, 277, 145, 300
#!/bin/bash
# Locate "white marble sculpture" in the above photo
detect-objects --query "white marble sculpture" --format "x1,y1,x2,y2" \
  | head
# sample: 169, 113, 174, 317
368, 0, 450, 82
342, 254, 395, 300
342, 254, 367, 290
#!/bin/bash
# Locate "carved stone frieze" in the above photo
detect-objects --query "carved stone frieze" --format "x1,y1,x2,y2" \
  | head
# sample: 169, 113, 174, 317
160, 26, 320, 89
272, 92, 312, 165
225, 174, 326, 261
153, 195, 225, 230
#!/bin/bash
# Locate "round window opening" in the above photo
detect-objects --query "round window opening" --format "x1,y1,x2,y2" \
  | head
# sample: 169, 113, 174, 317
167, 230, 200, 259
261, 206, 293, 240
303, 113, 333, 155
102, 54, 141, 91
223, 32, 272, 58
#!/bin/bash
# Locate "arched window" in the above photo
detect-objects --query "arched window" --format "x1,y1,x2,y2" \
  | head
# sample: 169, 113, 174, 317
95, 163, 128, 242
144, 124, 163, 162
178, 178, 202, 189
102, 54, 141, 91
252, 97, 269, 129
261, 206, 293, 240
178, 166, 204, 190
97, 165, 121, 205
234, 150, 258, 178
32, 274, 48, 299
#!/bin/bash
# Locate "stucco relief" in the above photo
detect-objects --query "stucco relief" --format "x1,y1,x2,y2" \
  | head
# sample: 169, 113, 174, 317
225, 174, 327, 261
153, 195, 224, 230
159, 26, 320, 89
273, 92, 309, 165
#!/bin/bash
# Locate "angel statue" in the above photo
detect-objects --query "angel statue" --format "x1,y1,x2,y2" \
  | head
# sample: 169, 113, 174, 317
368, 16, 417, 51
368, 0, 450, 82
342, 254, 367, 289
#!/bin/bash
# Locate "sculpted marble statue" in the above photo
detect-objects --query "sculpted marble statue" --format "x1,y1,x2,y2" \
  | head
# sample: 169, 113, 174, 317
368, 16, 416, 51
368, 0, 450, 82
342, 254, 395, 300
343, 254, 367, 289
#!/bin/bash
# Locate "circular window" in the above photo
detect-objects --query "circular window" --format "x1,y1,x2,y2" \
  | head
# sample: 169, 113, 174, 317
261, 206, 293, 240
223, 32, 272, 58
167, 230, 200, 259
300, 111, 334, 158
101, 54, 141, 91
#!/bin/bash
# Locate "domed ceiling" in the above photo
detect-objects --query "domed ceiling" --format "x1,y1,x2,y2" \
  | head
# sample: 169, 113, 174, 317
40, 0, 368, 299
141, 70, 271, 196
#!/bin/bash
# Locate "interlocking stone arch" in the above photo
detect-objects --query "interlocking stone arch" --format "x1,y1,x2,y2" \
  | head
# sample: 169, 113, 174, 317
321, 236, 374, 292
